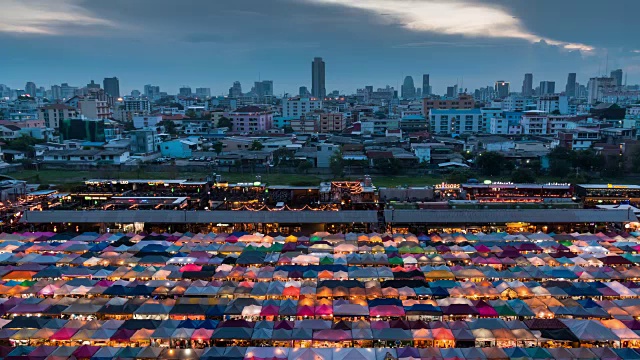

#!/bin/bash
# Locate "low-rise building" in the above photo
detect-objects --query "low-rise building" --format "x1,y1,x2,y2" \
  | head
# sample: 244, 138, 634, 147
42, 149, 130, 164
38, 104, 78, 130
133, 115, 163, 129
429, 108, 482, 135
226, 106, 273, 133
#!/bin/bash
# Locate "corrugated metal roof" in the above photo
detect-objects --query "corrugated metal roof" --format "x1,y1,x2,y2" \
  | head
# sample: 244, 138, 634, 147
384, 209, 637, 224
22, 210, 378, 224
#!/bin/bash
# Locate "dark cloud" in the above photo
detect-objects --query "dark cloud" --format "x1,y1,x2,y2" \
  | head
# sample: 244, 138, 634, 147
0, 0, 636, 95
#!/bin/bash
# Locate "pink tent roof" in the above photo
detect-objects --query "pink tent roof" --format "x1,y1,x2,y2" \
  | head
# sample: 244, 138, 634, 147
50, 327, 79, 341
370, 305, 405, 317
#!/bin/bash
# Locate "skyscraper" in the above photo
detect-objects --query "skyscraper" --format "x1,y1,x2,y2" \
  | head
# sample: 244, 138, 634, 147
25, 82, 36, 97
539, 81, 556, 96
229, 82, 243, 97
494, 81, 510, 98
299, 86, 310, 97
144, 84, 160, 98
179, 86, 192, 97
565, 73, 577, 97
422, 74, 431, 96
103, 77, 120, 98
254, 80, 274, 100
401, 76, 416, 99
195, 88, 211, 98
610, 69, 623, 87
522, 73, 533, 97
311, 57, 326, 98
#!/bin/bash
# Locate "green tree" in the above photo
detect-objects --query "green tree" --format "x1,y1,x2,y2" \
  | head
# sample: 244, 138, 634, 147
297, 160, 313, 174
475, 152, 506, 176
373, 158, 403, 175
446, 169, 475, 184
249, 140, 264, 151
576, 148, 604, 172
212, 142, 223, 154
283, 126, 294, 134
185, 109, 197, 118
511, 168, 536, 183
631, 148, 640, 173
4, 135, 44, 157
217, 117, 232, 129
329, 151, 344, 177
160, 120, 178, 135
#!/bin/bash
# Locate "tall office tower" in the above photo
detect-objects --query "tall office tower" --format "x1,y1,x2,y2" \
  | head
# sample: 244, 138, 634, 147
25, 82, 36, 97
195, 88, 211, 98
50, 85, 62, 100
299, 86, 310, 97
103, 77, 120, 98
610, 69, 623, 87
522, 73, 533, 96
416, 88, 422, 98
422, 74, 431, 96
179, 86, 192, 96
565, 73, 577, 97
144, 84, 160, 98
254, 80, 274, 100
311, 57, 326, 98
401, 76, 416, 99
229, 82, 243, 97
539, 81, 556, 95
494, 80, 510, 98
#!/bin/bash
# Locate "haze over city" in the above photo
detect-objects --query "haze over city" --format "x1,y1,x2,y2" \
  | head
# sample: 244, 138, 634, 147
1, 0, 639, 95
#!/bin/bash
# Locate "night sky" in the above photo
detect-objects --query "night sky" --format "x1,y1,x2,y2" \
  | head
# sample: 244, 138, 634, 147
1, 0, 638, 95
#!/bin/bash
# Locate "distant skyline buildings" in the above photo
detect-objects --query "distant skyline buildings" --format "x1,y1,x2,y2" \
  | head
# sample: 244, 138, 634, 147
494, 80, 510, 98
539, 81, 556, 96
311, 57, 326, 99
103, 77, 120, 98
565, 73, 577, 97
522, 74, 533, 97
611, 69, 623, 87
422, 74, 431, 96
401, 76, 416, 99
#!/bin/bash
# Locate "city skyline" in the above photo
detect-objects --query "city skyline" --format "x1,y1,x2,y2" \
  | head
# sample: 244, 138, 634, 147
1, 0, 639, 95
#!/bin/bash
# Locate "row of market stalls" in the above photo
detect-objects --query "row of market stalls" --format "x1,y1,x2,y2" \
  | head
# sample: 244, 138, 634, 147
0, 230, 639, 357
0, 316, 638, 348
5, 344, 640, 360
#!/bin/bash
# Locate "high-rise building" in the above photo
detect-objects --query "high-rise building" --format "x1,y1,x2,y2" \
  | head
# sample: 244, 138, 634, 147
611, 69, 623, 87
229, 82, 243, 97
401, 76, 416, 99
299, 86, 310, 97
144, 84, 160, 98
539, 81, 556, 96
25, 82, 36, 97
565, 73, 577, 97
87, 80, 101, 90
50, 85, 62, 100
494, 81, 510, 98
103, 77, 120, 98
422, 74, 431, 96
179, 86, 192, 97
254, 81, 273, 100
587, 77, 615, 104
60, 83, 77, 99
446, 86, 457, 98
311, 57, 326, 98
522, 73, 533, 97
416, 88, 422, 98
195, 88, 211, 98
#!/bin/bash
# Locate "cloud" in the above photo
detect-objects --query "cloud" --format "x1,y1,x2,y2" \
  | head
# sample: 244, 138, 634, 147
304, 0, 594, 52
0, 0, 114, 35
394, 40, 503, 48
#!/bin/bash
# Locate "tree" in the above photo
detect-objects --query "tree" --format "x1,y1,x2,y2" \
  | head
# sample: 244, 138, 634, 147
4, 135, 44, 158
548, 147, 576, 177
373, 158, 403, 175
160, 120, 178, 135
550, 109, 561, 115
217, 116, 232, 129
475, 152, 506, 176
249, 140, 264, 151
329, 151, 344, 177
511, 168, 536, 183
297, 161, 313, 174
185, 109, 197, 118
212, 142, 223, 154
283, 126, 294, 134
446, 169, 475, 184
